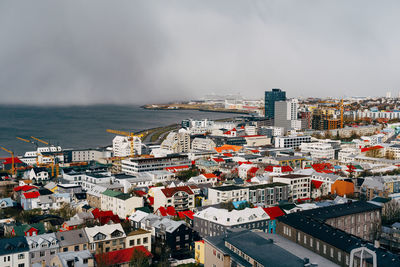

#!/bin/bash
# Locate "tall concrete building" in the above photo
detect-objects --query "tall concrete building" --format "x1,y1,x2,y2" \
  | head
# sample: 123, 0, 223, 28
160, 129, 190, 153
274, 99, 301, 132
264, 88, 286, 119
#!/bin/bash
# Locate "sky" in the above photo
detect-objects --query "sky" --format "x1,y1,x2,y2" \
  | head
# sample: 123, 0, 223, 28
0, 0, 399, 105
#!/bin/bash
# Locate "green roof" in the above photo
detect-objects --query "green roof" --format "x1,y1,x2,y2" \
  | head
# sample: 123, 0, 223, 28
115, 193, 132, 200
13, 223, 45, 237
102, 189, 122, 197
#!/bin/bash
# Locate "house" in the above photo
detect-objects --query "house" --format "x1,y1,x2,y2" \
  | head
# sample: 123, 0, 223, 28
273, 174, 311, 201
193, 207, 269, 238
27, 167, 50, 182
247, 183, 290, 207
0, 180, 18, 198
0, 236, 30, 267
153, 186, 195, 212
331, 180, 354, 197
12, 223, 45, 237
125, 228, 152, 251
208, 185, 249, 205
92, 208, 120, 225
44, 181, 58, 192
264, 165, 294, 176
194, 240, 205, 264
49, 250, 94, 267
263, 206, 286, 234
310, 173, 340, 199
188, 173, 219, 185
95, 246, 152, 267
56, 228, 89, 253
101, 189, 144, 218
0, 197, 16, 208
84, 223, 127, 253
26, 233, 59, 265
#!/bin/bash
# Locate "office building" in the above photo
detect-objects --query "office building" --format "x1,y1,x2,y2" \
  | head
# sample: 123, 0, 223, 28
265, 88, 286, 119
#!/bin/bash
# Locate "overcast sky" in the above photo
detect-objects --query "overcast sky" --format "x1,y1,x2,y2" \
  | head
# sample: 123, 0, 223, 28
0, 0, 399, 105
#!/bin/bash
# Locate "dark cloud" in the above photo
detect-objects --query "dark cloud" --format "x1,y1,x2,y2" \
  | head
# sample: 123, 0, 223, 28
0, 0, 399, 105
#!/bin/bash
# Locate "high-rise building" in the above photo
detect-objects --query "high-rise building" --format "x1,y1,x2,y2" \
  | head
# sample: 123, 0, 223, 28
274, 99, 301, 132
264, 88, 286, 119
386, 91, 392, 98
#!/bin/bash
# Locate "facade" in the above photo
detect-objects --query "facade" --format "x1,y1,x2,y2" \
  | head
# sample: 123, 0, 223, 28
112, 135, 142, 157
208, 185, 249, 205
125, 229, 151, 251
191, 137, 216, 151
121, 155, 191, 174
265, 88, 286, 119
300, 142, 335, 159
259, 126, 284, 137
160, 129, 190, 153
153, 186, 195, 212
274, 135, 311, 148
193, 207, 269, 238
310, 173, 339, 199
26, 233, 59, 266
84, 224, 126, 254
0, 237, 29, 267
49, 250, 94, 267
277, 211, 399, 267
274, 99, 301, 132
273, 174, 311, 200
101, 189, 144, 218
247, 182, 290, 206
56, 229, 89, 253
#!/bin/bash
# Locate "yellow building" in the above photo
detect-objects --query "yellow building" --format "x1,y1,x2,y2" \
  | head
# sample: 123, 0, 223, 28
195, 240, 205, 264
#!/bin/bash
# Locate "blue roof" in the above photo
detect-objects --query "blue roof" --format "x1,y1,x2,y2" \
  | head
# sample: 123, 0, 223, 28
0, 236, 29, 256
232, 200, 247, 209
0, 197, 16, 207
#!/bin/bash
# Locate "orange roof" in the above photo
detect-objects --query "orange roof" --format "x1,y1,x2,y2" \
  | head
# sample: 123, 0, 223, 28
203, 173, 217, 179
215, 145, 242, 153
331, 180, 354, 197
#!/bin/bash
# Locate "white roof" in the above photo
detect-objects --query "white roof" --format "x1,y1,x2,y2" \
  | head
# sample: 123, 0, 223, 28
194, 207, 269, 226
129, 210, 150, 223
84, 223, 125, 243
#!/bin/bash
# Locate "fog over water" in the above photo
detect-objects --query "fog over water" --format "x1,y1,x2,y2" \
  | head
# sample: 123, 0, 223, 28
0, 1, 399, 104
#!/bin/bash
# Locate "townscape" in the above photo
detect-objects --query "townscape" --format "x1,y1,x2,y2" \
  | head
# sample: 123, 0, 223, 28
2, 89, 400, 267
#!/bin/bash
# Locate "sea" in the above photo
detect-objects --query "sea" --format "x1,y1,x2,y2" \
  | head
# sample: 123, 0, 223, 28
0, 105, 236, 157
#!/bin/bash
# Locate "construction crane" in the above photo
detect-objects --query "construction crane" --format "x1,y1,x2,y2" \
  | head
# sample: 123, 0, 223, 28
42, 154, 59, 177
106, 129, 143, 157
319, 99, 351, 128
16, 137, 40, 166
31, 136, 49, 145
0, 146, 15, 176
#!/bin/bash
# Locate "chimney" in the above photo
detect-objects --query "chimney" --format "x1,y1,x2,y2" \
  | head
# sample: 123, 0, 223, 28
41, 260, 46, 267
374, 240, 380, 248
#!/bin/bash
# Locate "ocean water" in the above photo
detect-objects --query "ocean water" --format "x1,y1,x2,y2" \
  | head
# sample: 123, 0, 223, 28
0, 105, 235, 157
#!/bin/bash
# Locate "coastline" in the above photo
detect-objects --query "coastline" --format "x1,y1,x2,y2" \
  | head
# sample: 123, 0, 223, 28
140, 104, 251, 115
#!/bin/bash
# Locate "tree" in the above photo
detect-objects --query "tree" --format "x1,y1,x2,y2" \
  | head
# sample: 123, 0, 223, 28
49, 203, 77, 220
385, 150, 396, 160
382, 200, 400, 225
220, 201, 235, 211
130, 248, 150, 267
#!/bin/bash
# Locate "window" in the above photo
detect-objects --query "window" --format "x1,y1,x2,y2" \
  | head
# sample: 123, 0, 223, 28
31, 253, 35, 259
40, 251, 45, 257
310, 238, 313, 247
18, 264, 24, 267
74, 245, 79, 251
303, 235, 307, 244
338, 252, 342, 261
297, 232, 301, 241
330, 248, 333, 257
112, 240, 117, 246
346, 255, 349, 265
130, 240, 135, 246
18, 254, 24, 260
50, 250, 55, 255
185, 234, 189, 240
143, 237, 148, 244
137, 239, 141, 245
176, 236, 180, 242
63, 248, 68, 252
323, 244, 326, 254
83, 258, 88, 264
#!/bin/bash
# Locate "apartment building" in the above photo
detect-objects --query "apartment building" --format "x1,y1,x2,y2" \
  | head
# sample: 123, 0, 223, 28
208, 185, 249, 205
56, 229, 89, 253
274, 135, 311, 148
191, 137, 216, 151
310, 173, 339, 199
122, 155, 191, 174
277, 212, 399, 267
153, 186, 195, 212
101, 189, 143, 218
112, 135, 142, 157
193, 207, 269, 237
160, 129, 190, 153
0, 237, 30, 267
84, 224, 126, 253
26, 233, 59, 265
300, 142, 335, 159
49, 250, 94, 267
125, 229, 151, 251
247, 182, 290, 206
273, 174, 311, 200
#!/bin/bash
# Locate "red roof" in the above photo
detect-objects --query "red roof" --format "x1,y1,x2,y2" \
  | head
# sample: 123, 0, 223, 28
250, 149, 260, 153
238, 161, 252, 165
95, 246, 152, 265
148, 196, 154, 206
264, 165, 293, 173
248, 167, 259, 174
311, 180, 324, 189
14, 185, 37, 192
157, 207, 167, 216
177, 210, 195, 220
263, 206, 285, 220
361, 145, 384, 153
223, 153, 233, 157
203, 173, 217, 179
212, 158, 225, 163
23, 191, 40, 199
161, 186, 194, 198
165, 165, 190, 172
134, 190, 147, 197
92, 208, 120, 224
2, 157, 23, 165
166, 206, 177, 216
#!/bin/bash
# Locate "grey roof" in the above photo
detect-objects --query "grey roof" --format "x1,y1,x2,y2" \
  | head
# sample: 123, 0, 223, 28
204, 229, 308, 267
55, 250, 92, 267
26, 233, 59, 252
300, 201, 381, 221
56, 228, 89, 247
210, 185, 245, 191
277, 213, 400, 267
0, 236, 29, 256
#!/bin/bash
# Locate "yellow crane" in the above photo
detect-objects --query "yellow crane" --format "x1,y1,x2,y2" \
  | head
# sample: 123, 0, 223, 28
16, 137, 40, 166
319, 99, 351, 128
0, 146, 15, 176
106, 129, 143, 157
31, 136, 49, 145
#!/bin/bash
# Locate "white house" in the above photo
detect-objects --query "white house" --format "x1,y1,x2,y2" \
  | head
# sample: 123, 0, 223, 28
273, 174, 311, 200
